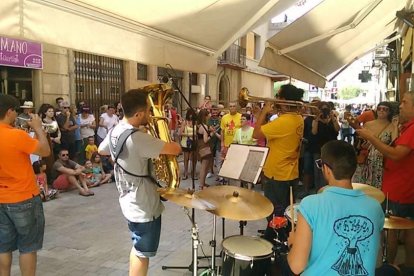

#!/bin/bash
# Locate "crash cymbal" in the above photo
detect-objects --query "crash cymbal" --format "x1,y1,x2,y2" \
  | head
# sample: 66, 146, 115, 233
196, 185, 273, 221
352, 183, 385, 203
158, 188, 215, 210
318, 183, 385, 203
384, 215, 414, 230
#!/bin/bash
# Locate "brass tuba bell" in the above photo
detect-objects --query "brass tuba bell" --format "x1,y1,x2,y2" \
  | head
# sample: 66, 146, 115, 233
142, 83, 180, 189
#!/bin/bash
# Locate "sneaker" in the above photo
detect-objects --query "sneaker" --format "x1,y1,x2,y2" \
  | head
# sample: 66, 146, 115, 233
206, 172, 214, 178
47, 189, 59, 200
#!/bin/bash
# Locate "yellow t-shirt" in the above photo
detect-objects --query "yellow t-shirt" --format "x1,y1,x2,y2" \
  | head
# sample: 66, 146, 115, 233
233, 127, 256, 145
85, 144, 98, 161
261, 114, 304, 181
220, 113, 242, 147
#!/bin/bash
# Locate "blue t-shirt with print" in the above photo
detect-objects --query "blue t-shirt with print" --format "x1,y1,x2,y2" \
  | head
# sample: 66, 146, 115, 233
298, 186, 384, 276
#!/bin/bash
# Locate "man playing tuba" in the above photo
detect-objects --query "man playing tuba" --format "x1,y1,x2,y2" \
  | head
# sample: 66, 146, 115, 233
98, 89, 181, 276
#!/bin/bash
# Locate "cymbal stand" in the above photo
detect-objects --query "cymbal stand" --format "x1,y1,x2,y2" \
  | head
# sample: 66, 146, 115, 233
161, 66, 209, 274
200, 214, 219, 276
239, 220, 247, 235
185, 207, 202, 276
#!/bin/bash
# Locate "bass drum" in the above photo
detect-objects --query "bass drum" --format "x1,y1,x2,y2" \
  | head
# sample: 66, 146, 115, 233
221, 235, 273, 276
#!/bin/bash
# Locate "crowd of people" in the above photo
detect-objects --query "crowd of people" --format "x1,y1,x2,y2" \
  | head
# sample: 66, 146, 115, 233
12, 98, 122, 200
1, 84, 413, 275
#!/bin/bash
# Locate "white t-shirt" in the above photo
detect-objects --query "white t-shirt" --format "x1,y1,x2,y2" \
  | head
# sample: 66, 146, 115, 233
97, 113, 118, 139
98, 121, 165, 222
79, 114, 96, 139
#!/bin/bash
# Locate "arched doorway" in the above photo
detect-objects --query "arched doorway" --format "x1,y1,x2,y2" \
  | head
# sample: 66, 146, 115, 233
218, 75, 229, 106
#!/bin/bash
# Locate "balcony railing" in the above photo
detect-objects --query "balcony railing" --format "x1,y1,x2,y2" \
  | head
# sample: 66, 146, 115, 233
218, 44, 246, 68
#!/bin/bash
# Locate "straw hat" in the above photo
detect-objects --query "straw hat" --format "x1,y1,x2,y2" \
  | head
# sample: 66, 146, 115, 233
20, 101, 34, 109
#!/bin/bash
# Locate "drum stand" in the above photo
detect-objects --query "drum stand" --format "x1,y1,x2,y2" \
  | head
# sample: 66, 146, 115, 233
162, 207, 209, 275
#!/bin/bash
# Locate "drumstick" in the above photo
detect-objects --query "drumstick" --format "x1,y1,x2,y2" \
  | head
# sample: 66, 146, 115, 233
290, 186, 294, 232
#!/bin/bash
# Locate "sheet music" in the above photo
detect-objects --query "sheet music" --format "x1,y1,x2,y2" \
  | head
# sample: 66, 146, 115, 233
239, 150, 266, 183
219, 144, 268, 184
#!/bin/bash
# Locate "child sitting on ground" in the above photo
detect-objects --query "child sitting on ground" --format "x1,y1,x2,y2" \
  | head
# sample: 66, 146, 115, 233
91, 152, 112, 185
32, 160, 59, 201
85, 136, 98, 161
83, 160, 100, 188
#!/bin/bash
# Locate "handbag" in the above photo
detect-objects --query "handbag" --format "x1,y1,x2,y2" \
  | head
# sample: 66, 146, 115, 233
199, 146, 212, 159
186, 137, 193, 148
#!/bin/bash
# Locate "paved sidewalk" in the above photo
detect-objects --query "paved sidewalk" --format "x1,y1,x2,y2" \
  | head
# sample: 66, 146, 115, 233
10, 176, 266, 276
10, 171, 404, 275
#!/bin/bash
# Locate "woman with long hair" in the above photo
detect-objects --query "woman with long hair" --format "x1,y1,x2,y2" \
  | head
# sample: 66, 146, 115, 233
178, 109, 197, 180
353, 101, 399, 188
38, 104, 61, 180
197, 109, 213, 190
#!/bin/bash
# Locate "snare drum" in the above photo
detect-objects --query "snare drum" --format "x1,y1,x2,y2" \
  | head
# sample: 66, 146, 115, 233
221, 235, 273, 276
284, 203, 300, 224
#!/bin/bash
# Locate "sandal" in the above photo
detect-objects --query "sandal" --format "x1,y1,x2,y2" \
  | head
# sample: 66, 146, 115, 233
79, 191, 89, 197
182, 176, 188, 180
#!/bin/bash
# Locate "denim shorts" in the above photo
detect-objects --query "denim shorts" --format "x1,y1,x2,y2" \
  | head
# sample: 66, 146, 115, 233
127, 215, 161, 258
0, 196, 45, 253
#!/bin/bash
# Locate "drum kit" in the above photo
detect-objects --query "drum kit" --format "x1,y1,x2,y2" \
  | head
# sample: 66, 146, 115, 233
159, 185, 274, 276
159, 183, 414, 276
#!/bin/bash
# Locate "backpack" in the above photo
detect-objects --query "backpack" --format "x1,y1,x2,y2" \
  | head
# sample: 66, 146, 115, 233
108, 128, 158, 185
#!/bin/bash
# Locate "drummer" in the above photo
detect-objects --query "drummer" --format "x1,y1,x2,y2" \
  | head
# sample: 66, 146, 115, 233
287, 141, 384, 275
356, 92, 414, 274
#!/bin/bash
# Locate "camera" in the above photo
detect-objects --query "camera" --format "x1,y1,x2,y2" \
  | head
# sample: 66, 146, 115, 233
321, 107, 330, 119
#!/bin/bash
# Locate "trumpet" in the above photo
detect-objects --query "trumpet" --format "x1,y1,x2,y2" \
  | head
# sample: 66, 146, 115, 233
239, 87, 318, 116
16, 117, 59, 133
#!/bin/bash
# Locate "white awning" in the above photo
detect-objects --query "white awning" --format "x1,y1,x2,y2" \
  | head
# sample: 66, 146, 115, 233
0, 0, 296, 74
259, 0, 411, 87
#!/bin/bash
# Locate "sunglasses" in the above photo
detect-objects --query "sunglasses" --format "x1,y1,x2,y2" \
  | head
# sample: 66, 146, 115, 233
377, 106, 389, 112
60, 153, 69, 157
315, 159, 332, 170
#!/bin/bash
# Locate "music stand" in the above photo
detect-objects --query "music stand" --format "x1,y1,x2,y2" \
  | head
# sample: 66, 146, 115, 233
219, 144, 268, 185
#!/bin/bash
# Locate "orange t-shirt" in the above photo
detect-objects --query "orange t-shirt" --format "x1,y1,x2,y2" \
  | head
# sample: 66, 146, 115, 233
357, 110, 375, 125
0, 123, 40, 203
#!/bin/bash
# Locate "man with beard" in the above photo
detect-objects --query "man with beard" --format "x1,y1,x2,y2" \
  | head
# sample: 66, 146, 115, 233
98, 89, 181, 276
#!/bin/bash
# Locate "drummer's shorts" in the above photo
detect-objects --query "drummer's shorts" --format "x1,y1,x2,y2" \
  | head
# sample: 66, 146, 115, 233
382, 200, 414, 220
0, 195, 45, 253
127, 215, 161, 258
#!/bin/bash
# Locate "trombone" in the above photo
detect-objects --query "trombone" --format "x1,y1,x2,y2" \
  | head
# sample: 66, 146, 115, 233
239, 87, 318, 117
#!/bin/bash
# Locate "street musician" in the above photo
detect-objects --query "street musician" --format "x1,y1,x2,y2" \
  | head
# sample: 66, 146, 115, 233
253, 84, 305, 243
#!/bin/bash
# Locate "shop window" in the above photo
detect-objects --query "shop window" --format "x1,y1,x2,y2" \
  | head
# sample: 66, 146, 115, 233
137, 63, 148, 80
